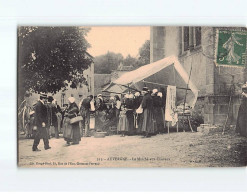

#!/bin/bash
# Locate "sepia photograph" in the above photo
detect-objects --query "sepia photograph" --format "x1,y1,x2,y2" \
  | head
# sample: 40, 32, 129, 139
17, 26, 247, 168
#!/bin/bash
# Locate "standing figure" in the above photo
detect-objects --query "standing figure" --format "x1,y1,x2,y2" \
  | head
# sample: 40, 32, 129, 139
114, 95, 121, 127
125, 93, 135, 135
53, 99, 62, 134
117, 105, 129, 137
80, 95, 93, 137
47, 96, 59, 138
63, 97, 81, 145
134, 92, 143, 134
236, 83, 247, 137
141, 87, 155, 138
95, 94, 107, 131
160, 87, 167, 130
152, 89, 164, 134
32, 93, 51, 151
102, 104, 118, 133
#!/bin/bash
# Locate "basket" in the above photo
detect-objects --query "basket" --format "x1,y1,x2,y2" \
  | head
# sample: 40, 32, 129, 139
94, 131, 107, 138
70, 115, 83, 124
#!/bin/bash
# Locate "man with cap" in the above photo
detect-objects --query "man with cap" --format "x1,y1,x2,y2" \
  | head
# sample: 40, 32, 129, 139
32, 93, 51, 151
236, 82, 247, 137
141, 87, 155, 137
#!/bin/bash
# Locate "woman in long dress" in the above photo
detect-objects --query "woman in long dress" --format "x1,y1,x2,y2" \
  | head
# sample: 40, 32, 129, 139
63, 97, 81, 145
114, 95, 121, 127
117, 105, 129, 137
236, 83, 247, 137
134, 92, 143, 134
95, 94, 107, 131
152, 89, 164, 134
124, 94, 135, 135
141, 87, 155, 137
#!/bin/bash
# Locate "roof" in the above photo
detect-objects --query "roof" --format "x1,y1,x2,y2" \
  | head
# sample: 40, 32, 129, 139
94, 74, 111, 95
85, 51, 94, 59
113, 55, 199, 108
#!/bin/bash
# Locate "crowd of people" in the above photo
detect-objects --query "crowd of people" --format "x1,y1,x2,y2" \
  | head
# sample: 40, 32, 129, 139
30, 86, 167, 151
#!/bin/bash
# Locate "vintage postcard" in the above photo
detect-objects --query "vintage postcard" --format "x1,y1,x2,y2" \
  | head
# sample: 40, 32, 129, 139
17, 26, 247, 167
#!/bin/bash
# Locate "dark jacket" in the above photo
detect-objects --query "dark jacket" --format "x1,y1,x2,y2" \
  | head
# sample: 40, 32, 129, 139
34, 100, 47, 127
81, 98, 91, 110
80, 97, 91, 117
142, 93, 153, 110
133, 96, 143, 109
47, 103, 58, 127
152, 95, 163, 107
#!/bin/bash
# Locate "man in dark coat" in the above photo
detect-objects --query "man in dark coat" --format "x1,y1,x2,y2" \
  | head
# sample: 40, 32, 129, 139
141, 87, 155, 137
47, 96, 58, 138
80, 95, 93, 137
32, 93, 51, 151
236, 83, 247, 137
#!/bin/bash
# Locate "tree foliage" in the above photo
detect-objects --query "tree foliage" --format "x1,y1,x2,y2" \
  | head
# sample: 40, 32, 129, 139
137, 40, 150, 66
94, 52, 124, 74
18, 26, 92, 97
92, 40, 150, 74
123, 54, 138, 67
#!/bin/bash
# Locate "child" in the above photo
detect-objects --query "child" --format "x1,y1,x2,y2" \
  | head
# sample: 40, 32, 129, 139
117, 105, 129, 137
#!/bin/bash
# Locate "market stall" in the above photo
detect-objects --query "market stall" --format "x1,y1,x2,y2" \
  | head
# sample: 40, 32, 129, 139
113, 55, 199, 132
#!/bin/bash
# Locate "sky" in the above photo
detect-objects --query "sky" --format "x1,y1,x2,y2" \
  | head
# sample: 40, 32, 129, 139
85, 26, 150, 58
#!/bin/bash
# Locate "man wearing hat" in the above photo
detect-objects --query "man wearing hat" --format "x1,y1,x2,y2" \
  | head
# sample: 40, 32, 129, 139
32, 93, 51, 151
236, 82, 247, 137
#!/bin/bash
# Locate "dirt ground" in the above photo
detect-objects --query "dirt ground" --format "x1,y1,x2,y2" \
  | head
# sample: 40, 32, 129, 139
18, 129, 247, 168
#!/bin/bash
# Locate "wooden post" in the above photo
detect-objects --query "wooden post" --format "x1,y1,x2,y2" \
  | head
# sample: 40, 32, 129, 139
167, 121, 170, 134
176, 121, 179, 132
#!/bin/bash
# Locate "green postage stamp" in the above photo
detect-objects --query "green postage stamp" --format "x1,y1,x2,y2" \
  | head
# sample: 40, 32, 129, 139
215, 29, 247, 67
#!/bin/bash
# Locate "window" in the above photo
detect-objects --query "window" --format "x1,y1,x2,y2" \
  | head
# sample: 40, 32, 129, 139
181, 26, 201, 54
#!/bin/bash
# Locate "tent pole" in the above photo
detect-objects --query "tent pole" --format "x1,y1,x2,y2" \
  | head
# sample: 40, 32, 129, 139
182, 61, 193, 132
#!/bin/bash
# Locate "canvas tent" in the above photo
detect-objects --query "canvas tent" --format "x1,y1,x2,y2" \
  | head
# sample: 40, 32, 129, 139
113, 56, 199, 108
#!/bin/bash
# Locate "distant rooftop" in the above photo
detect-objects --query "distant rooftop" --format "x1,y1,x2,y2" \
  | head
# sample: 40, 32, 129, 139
117, 62, 134, 71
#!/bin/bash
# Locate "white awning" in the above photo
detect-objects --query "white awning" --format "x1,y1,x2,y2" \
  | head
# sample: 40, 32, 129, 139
113, 56, 199, 108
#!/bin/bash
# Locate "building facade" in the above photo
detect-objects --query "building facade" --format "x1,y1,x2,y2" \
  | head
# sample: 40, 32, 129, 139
150, 26, 247, 125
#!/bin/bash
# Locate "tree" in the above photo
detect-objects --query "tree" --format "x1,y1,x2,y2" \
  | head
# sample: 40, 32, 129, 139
18, 26, 92, 98
137, 40, 150, 66
123, 54, 138, 67
94, 52, 124, 74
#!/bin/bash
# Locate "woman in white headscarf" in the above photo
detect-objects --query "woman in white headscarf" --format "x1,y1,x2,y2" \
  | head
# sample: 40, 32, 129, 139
63, 97, 81, 145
